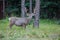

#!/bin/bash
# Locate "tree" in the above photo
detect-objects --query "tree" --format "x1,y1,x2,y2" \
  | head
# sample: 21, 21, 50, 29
33, 0, 40, 27
29, 0, 32, 14
3, 0, 5, 18
21, 0, 25, 17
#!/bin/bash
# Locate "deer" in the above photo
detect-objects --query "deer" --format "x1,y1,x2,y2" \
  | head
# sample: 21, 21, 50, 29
8, 13, 35, 29
8, 7, 36, 29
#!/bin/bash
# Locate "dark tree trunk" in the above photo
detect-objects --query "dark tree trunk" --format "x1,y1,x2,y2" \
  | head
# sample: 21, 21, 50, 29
0, 1, 3, 19
3, 0, 5, 18
21, 0, 25, 17
33, 0, 40, 28
29, 0, 32, 14
56, 9, 60, 19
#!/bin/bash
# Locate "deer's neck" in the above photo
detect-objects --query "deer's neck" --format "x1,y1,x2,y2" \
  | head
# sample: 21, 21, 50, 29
28, 15, 32, 19
27, 16, 33, 23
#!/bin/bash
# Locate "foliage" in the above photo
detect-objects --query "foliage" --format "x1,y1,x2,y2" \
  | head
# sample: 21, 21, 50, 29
5, 0, 60, 19
0, 19, 60, 40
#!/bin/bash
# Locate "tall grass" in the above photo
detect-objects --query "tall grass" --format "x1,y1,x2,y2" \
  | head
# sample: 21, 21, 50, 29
0, 18, 60, 40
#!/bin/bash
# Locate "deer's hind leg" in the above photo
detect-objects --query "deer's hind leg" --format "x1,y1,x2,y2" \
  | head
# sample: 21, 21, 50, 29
9, 22, 14, 29
22, 24, 26, 29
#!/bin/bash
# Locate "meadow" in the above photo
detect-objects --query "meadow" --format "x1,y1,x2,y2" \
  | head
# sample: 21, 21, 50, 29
0, 18, 60, 40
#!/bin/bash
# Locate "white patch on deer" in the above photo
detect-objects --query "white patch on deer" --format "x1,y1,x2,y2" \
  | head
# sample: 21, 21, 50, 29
9, 18, 11, 21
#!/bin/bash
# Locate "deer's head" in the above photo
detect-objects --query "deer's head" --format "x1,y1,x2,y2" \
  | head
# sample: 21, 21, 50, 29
26, 13, 35, 20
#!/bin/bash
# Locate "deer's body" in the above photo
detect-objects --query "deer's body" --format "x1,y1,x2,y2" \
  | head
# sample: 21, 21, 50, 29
9, 13, 35, 29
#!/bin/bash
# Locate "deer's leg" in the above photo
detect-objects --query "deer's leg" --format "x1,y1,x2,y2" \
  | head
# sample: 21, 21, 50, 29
22, 24, 26, 29
9, 22, 14, 29
9, 24, 12, 29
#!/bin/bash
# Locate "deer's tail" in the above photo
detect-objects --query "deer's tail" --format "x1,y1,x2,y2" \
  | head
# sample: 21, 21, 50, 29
8, 17, 11, 21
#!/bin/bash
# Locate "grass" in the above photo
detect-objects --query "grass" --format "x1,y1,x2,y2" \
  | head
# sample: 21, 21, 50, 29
0, 18, 60, 40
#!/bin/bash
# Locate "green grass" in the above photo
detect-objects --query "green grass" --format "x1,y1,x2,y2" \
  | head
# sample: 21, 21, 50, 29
0, 19, 60, 40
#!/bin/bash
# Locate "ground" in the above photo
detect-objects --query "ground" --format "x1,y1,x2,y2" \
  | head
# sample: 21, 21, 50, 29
0, 18, 60, 40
